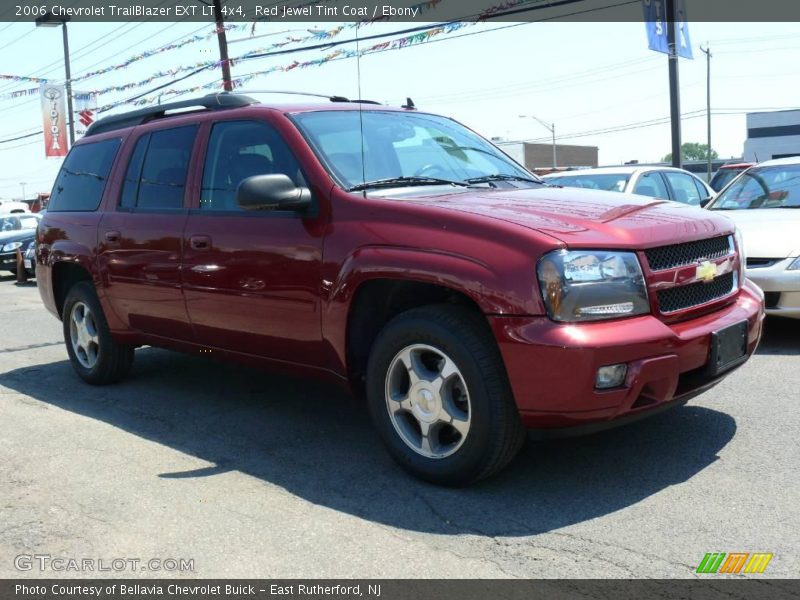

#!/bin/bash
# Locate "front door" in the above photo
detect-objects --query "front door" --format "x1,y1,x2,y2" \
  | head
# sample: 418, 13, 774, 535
182, 119, 325, 365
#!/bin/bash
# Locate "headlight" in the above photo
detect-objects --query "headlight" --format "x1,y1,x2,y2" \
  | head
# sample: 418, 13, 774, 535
24, 245, 35, 258
2, 241, 22, 252
537, 250, 650, 322
787, 257, 800, 271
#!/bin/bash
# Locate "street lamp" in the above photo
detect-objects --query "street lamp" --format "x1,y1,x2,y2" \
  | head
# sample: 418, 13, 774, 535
519, 114, 556, 168
35, 12, 74, 146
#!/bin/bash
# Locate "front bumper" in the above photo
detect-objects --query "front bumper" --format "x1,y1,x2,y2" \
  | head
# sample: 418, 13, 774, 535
0, 251, 19, 271
746, 257, 800, 318
490, 279, 765, 431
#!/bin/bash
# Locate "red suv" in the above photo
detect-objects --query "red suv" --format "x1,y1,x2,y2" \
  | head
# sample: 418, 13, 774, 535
36, 93, 765, 485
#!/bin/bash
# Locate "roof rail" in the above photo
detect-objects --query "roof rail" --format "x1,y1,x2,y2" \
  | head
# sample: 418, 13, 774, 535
235, 89, 382, 105
85, 92, 258, 137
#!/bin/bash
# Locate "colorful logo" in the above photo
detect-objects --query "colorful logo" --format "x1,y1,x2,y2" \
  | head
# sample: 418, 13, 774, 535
696, 552, 773, 574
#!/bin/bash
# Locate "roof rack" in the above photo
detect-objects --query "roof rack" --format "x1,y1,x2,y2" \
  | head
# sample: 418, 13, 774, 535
85, 92, 258, 137
237, 89, 381, 105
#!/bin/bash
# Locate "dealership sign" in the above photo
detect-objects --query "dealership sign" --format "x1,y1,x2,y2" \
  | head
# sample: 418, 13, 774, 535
642, 0, 693, 59
74, 92, 98, 139
39, 83, 67, 158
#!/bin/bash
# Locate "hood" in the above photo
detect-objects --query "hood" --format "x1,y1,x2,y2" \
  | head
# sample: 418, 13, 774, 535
395, 187, 735, 249
710, 208, 800, 258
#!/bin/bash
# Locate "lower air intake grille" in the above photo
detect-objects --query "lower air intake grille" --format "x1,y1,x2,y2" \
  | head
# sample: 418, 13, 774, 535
645, 236, 732, 271
657, 272, 736, 313
764, 292, 781, 309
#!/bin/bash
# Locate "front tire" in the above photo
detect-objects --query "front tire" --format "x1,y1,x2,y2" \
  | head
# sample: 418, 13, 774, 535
63, 281, 134, 385
366, 305, 525, 486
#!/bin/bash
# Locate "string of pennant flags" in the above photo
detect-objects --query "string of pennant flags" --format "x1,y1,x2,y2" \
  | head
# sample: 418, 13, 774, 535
2, 0, 540, 112
104, 21, 471, 112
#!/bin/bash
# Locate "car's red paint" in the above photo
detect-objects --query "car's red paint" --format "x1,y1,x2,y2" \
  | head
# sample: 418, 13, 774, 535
36, 102, 765, 433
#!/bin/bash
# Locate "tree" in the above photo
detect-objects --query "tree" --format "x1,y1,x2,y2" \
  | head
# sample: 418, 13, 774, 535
663, 143, 718, 163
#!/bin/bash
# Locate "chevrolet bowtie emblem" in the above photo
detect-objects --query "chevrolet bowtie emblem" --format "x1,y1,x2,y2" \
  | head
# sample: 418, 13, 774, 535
696, 260, 717, 282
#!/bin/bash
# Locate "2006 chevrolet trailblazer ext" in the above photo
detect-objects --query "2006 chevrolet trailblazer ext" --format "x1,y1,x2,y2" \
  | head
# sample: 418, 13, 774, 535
36, 93, 765, 485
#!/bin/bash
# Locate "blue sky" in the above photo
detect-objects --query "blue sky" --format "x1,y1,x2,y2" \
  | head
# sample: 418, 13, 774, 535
1, 17, 799, 198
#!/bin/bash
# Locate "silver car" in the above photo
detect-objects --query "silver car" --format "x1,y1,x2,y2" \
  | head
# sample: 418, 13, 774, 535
542, 166, 716, 206
706, 156, 800, 319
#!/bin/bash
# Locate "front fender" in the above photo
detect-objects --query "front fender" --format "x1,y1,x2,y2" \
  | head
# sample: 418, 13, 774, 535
320, 244, 544, 374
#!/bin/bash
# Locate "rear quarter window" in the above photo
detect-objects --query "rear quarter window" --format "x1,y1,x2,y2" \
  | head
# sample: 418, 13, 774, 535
48, 138, 121, 212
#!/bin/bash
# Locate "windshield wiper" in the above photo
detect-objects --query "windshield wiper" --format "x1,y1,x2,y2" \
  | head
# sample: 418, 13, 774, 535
348, 176, 469, 192
465, 174, 542, 186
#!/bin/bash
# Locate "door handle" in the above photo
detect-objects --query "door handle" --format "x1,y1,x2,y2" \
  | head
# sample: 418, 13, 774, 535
189, 235, 211, 251
104, 230, 121, 244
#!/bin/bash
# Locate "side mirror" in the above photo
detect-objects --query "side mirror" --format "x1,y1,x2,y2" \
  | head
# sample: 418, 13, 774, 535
700, 196, 713, 208
236, 174, 311, 212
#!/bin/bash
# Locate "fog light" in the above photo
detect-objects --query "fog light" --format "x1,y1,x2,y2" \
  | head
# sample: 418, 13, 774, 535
595, 364, 627, 389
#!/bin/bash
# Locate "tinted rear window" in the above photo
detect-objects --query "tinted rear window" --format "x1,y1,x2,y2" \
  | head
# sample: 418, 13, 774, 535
48, 138, 121, 212
119, 126, 197, 210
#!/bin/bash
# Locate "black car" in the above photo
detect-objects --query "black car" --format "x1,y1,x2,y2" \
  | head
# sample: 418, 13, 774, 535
0, 213, 41, 276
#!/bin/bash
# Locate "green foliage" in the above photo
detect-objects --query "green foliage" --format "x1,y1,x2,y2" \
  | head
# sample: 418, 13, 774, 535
663, 143, 719, 163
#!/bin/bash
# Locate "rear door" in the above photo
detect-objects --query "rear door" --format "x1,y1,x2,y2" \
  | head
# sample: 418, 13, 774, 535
181, 118, 325, 364
97, 125, 198, 340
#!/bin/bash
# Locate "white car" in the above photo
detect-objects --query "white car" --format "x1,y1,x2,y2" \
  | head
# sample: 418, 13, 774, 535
706, 156, 800, 318
542, 166, 715, 206
0, 200, 31, 214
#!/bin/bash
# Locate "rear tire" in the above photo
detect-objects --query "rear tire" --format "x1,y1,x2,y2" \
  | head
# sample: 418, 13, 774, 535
63, 281, 134, 385
366, 305, 525, 486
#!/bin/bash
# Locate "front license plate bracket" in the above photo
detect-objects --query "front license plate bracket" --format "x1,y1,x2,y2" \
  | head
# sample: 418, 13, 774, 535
707, 320, 748, 376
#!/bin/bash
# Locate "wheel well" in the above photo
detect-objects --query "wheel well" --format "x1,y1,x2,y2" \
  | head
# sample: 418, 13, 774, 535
346, 279, 485, 392
52, 262, 92, 318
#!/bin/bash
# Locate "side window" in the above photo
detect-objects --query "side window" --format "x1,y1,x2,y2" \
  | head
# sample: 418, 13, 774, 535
119, 125, 197, 210
664, 171, 702, 205
48, 138, 121, 211
633, 171, 669, 199
692, 176, 710, 200
200, 120, 304, 211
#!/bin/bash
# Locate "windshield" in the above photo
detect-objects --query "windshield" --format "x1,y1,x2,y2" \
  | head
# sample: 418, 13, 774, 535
292, 110, 538, 191
709, 167, 746, 192
544, 173, 630, 192
709, 164, 800, 210
0, 215, 39, 232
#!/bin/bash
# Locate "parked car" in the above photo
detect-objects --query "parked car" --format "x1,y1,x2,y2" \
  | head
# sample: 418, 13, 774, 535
709, 162, 754, 192
542, 166, 716, 206
36, 93, 764, 485
0, 213, 41, 276
706, 156, 800, 318
0, 200, 31, 214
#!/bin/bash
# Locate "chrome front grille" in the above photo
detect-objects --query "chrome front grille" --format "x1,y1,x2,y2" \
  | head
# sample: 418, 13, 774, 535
645, 236, 733, 271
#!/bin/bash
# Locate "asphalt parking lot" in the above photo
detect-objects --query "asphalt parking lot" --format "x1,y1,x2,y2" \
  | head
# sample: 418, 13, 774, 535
1, 275, 798, 579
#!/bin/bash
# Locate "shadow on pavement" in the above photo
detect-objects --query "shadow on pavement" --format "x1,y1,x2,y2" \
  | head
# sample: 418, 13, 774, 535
1, 348, 736, 536
756, 316, 800, 356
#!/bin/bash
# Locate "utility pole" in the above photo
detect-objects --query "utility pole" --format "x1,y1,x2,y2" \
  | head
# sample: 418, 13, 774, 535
666, 0, 681, 168
518, 114, 557, 168
20, 182, 26, 199
213, 0, 233, 91
700, 43, 712, 180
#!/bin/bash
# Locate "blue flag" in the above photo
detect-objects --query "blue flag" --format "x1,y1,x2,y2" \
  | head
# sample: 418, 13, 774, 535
642, 0, 693, 59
